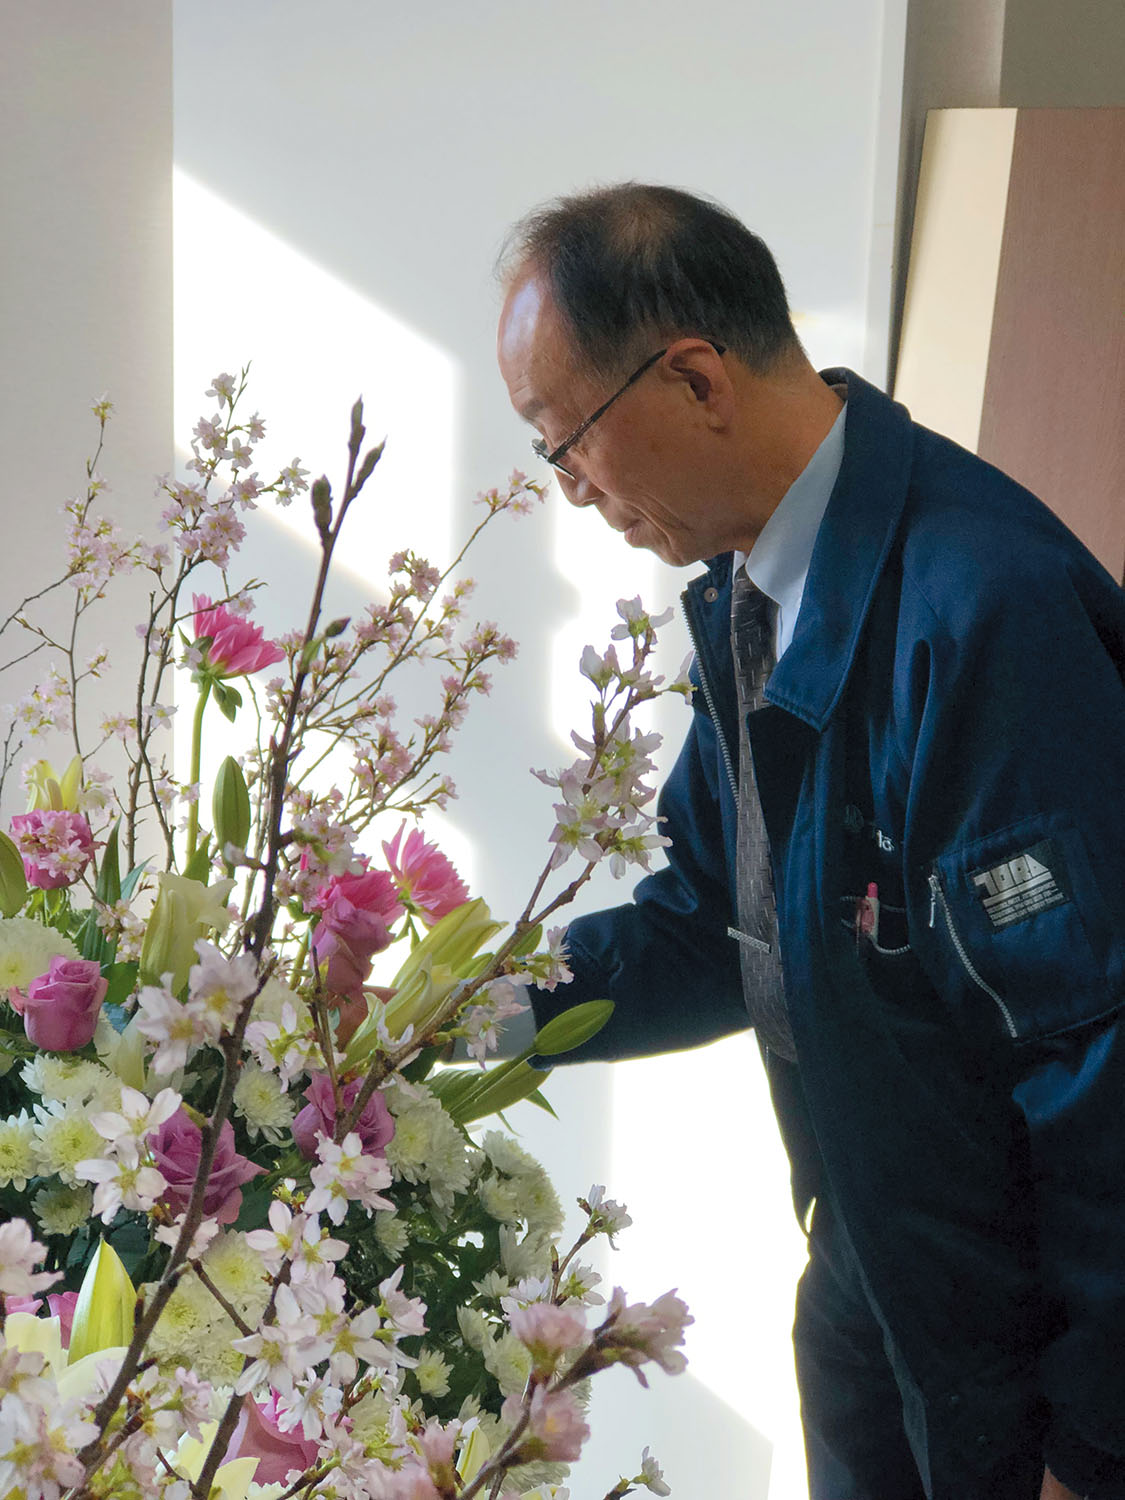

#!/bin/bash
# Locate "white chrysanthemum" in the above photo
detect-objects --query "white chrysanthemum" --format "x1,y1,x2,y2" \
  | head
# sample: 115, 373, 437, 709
385, 1088, 480, 1211
145, 1272, 246, 1385
499, 1227, 554, 1284
456, 1306, 494, 1353
513, 1168, 563, 1236
349, 1387, 401, 1456
252, 974, 311, 1031
374, 1211, 409, 1260
22, 1054, 118, 1106
479, 1173, 522, 1225
32, 1182, 93, 1236
32, 1100, 105, 1186
480, 1131, 540, 1179
0, 1110, 38, 1189
483, 1330, 534, 1396
0, 917, 78, 990
199, 1232, 270, 1316
413, 1346, 451, 1397
473, 1270, 510, 1301
233, 1062, 295, 1142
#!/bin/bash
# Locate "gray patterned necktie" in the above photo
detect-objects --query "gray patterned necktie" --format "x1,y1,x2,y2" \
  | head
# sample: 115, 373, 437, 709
730, 567, 797, 1061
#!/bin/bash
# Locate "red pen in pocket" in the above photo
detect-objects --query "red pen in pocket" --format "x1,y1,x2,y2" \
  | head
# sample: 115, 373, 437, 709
856, 882, 879, 948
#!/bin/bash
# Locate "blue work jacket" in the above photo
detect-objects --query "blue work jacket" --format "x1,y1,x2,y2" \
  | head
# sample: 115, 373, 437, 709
533, 371, 1125, 1492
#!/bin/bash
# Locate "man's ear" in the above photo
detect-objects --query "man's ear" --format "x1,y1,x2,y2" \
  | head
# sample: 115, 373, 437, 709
665, 340, 734, 428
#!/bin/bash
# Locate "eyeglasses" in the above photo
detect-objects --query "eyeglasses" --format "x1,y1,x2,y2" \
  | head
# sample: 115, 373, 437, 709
531, 341, 726, 480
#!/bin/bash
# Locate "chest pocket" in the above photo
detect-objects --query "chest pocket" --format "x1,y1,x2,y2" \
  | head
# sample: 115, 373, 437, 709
925, 814, 1121, 1042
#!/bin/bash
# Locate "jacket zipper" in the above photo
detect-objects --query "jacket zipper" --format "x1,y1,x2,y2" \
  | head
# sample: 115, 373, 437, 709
681, 587, 740, 805
927, 872, 1018, 1038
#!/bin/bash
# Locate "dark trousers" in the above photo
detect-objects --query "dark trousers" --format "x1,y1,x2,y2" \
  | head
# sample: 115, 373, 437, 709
794, 1198, 1046, 1500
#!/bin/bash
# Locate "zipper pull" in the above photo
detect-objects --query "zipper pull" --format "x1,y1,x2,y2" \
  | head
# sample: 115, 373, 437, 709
928, 872, 939, 928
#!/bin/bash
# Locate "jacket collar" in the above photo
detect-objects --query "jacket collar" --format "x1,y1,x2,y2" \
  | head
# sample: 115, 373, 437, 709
690, 369, 915, 733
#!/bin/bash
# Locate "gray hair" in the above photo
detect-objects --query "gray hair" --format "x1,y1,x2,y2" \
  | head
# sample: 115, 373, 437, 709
499, 182, 801, 380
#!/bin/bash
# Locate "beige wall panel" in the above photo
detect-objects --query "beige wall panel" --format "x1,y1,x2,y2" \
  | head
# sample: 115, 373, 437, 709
978, 108, 1125, 579
894, 108, 1017, 449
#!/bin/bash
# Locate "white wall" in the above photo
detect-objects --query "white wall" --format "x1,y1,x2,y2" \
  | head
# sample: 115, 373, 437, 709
0, 1, 172, 823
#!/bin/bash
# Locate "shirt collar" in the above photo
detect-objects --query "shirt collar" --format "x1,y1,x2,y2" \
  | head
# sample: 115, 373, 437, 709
734, 396, 847, 658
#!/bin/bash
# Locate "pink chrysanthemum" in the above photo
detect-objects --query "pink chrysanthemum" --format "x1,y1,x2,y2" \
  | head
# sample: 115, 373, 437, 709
382, 822, 469, 927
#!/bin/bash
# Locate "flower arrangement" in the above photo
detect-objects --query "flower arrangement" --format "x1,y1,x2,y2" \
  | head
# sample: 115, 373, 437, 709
0, 372, 691, 1499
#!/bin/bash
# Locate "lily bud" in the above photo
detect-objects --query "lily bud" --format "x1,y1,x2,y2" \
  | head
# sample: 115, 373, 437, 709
212, 755, 251, 860
533, 1000, 615, 1057
0, 827, 28, 916
68, 1239, 136, 1364
390, 898, 502, 992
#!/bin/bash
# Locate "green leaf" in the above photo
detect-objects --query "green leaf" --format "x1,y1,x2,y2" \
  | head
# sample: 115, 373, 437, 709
509, 922, 543, 959
95, 820, 121, 906
213, 681, 243, 723
446, 1059, 553, 1125
525, 1088, 558, 1118
120, 860, 149, 903
102, 962, 139, 1010
532, 999, 615, 1057
78, 908, 108, 966
183, 837, 213, 884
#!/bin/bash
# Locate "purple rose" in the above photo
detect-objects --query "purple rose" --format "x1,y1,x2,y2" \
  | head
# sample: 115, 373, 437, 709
148, 1107, 264, 1225
22, 957, 107, 1051
9, 809, 95, 889
226, 1390, 319, 1484
291, 1071, 395, 1160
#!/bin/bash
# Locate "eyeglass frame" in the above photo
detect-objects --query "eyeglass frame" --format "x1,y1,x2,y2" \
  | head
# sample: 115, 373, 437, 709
531, 339, 727, 480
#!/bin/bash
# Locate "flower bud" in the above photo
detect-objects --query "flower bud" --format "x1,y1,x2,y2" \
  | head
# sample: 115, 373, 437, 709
68, 1239, 136, 1364
0, 827, 28, 916
390, 897, 501, 992
212, 755, 251, 859
533, 999, 615, 1057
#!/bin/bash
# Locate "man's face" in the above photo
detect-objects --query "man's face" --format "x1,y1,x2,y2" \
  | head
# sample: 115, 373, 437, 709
497, 271, 745, 567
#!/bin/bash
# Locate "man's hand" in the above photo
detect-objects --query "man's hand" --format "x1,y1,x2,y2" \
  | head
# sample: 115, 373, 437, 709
1041, 1467, 1084, 1500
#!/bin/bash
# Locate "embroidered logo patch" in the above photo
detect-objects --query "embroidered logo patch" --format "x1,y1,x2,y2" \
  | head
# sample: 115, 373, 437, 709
970, 839, 1070, 929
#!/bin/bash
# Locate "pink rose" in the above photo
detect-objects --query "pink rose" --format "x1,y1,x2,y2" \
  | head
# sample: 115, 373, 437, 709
383, 822, 469, 926
226, 1390, 320, 1485
291, 1072, 395, 1160
9, 810, 95, 890
148, 1107, 264, 1225
192, 595, 285, 678
22, 957, 107, 1051
311, 868, 403, 999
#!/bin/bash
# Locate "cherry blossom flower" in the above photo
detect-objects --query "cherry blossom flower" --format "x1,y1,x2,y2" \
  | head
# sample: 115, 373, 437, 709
307, 1131, 394, 1223
501, 1386, 589, 1462
9, 809, 96, 889
0, 1219, 61, 1297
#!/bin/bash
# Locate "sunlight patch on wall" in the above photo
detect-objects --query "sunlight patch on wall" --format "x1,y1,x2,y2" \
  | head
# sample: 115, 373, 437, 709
173, 167, 459, 581
173, 168, 472, 884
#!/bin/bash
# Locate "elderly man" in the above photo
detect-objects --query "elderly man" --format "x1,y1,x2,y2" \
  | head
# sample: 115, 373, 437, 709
496, 184, 1125, 1500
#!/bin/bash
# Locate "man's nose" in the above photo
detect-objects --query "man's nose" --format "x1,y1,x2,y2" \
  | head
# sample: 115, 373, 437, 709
561, 470, 603, 509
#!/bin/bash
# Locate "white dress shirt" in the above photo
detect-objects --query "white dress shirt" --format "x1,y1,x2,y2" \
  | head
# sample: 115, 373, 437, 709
735, 396, 847, 659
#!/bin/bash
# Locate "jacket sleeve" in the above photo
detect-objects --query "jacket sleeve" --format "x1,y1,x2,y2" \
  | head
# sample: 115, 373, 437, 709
902, 540, 1125, 1494
529, 692, 748, 1064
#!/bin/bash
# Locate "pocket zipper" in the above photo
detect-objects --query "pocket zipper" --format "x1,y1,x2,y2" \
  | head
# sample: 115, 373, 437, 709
928, 871, 1018, 1038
